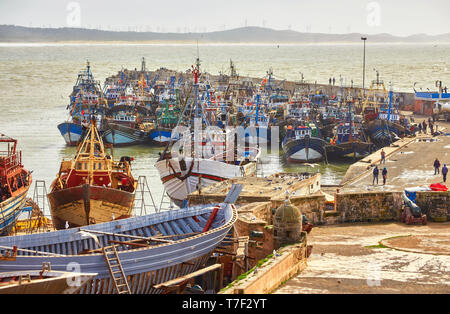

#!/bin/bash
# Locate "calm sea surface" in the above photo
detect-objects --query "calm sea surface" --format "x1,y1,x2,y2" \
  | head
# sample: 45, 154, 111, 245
0, 43, 449, 214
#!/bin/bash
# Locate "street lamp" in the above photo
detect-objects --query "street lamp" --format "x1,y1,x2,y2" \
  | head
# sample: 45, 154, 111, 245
361, 37, 367, 97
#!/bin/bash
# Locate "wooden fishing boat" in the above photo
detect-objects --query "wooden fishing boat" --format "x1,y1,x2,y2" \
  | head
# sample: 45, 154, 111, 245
0, 267, 97, 294
48, 120, 137, 230
0, 185, 241, 294
282, 122, 326, 163
155, 60, 259, 206
58, 61, 108, 146
102, 102, 154, 146
150, 101, 180, 146
0, 135, 32, 235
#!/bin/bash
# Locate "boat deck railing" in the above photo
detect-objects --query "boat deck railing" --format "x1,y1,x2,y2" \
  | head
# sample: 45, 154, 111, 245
0, 152, 21, 172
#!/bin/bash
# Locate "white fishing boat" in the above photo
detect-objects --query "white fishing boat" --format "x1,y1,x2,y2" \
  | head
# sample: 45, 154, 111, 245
155, 59, 260, 206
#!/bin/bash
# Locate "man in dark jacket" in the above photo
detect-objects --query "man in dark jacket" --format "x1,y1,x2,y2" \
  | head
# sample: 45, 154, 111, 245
434, 158, 441, 175
423, 121, 427, 134
372, 166, 379, 185
443, 164, 448, 183
382, 167, 388, 185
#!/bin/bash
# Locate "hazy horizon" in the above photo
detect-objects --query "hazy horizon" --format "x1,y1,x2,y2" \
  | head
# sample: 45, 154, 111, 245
1, 0, 449, 37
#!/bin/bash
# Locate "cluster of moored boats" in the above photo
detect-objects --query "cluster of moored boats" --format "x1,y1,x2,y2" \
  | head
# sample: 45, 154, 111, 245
0, 57, 417, 294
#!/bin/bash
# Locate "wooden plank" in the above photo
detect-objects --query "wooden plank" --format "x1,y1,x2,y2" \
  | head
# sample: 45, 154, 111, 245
0, 245, 66, 257
153, 264, 222, 289
79, 228, 174, 243
109, 240, 151, 248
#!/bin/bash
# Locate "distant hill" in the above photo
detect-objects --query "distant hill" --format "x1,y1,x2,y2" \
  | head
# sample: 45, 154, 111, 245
1, 25, 450, 43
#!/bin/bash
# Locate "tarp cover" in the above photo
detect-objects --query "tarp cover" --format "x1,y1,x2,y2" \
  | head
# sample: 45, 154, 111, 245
429, 183, 448, 192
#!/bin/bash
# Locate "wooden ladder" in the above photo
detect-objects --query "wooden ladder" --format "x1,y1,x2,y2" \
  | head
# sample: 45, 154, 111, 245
102, 245, 131, 294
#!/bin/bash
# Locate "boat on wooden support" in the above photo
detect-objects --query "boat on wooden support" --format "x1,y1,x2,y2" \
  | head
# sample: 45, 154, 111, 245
0, 185, 242, 294
0, 135, 32, 235
0, 267, 97, 294
48, 120, 137, 230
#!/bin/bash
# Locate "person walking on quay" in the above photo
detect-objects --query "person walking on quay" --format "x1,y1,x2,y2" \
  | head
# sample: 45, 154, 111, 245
430, 121, 434, 134
443, 164, 448, 183
372, 165, 379, 185
380, 149, 386, 164
434, 158, 441, 175
418, 122, 422, 134
382, 167, 388, 185
423, 120, 427, 134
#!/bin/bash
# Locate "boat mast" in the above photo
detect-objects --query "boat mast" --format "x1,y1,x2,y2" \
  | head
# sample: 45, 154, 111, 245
386, 82, 393, 121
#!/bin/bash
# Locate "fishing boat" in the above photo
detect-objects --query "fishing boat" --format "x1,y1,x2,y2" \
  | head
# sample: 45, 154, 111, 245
48, 120, 137, 230
0, 268, 97, 294
240, 94, 272, 145
324, 97, 372, 159
282, 122, 325, 163
0, 135, 32, 235
150, 100, 180, 146
0, 185, 241, 294
365, 84, 413, 148
58, 61, 107, 146
155, 60, 260, 206
102, 99, 155, 146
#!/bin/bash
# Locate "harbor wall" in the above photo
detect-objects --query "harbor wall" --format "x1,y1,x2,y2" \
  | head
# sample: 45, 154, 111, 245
299, 191, 450, 224
415, 191, 450, 222
220, 241, 308, 294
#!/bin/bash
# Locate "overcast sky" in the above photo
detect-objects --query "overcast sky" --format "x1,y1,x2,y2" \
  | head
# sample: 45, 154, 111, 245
1, 0, 449, 36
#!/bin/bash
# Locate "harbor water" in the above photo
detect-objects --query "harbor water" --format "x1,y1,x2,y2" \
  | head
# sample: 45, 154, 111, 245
1, 43, 449, 215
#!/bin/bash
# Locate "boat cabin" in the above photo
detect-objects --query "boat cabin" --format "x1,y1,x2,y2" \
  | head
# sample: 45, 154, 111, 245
0, 136, 31, 202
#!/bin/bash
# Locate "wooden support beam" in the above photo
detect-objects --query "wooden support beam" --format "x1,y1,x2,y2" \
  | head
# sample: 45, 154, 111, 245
153, 264, 222, 289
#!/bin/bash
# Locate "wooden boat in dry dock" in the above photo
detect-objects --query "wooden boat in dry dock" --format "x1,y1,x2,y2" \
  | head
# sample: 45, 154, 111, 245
0, 135, 32, 235
0, 185, 242, 294
48, 120, 137, 230
0, 266, 97, 294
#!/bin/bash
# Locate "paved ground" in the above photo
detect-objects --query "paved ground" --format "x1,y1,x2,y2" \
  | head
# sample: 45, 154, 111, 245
274, 222, 450, 294
342, 119, 450, 192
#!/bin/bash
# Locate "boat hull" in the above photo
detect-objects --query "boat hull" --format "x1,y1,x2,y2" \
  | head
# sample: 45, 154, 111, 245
103, 123, 150, 146
325, 141, 372, 158
283, 136, 324, 163
244, 126, 271, 145
366, 120, 407, 148
47, 184, 135, 230
155, 157, 256, 206
57, 122, 84, 146
0, 203, 237, 294
149, 128, 172, 146
0, 186, 31, 235
0, 270, 96, 294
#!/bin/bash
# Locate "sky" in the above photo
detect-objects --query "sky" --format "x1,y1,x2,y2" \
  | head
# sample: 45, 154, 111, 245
1, 0, 449, 36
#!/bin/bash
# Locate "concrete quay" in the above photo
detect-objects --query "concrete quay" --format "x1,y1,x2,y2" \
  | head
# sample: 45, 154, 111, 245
341, 121, 449, 193
274, 222, 450, 294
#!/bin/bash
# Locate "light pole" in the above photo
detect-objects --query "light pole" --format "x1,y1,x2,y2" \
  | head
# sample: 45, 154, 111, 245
361, 37, 367, 97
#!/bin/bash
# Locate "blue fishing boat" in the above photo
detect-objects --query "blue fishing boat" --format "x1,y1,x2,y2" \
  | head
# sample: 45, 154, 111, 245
150, 101, 180, 145
240, 94, 272, 145
0, 185, 241, 294
324, 99, 372, 158
58, 61, 107, 146
0, 135, 32, 235
282, 122, 325, 163
102, 101, 154, 146
365, 84, 413, 148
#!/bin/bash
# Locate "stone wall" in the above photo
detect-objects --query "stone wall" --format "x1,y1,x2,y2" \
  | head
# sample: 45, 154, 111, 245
335, 191, 403, 223
415, 191, 450, 222
271, 194, 326, 224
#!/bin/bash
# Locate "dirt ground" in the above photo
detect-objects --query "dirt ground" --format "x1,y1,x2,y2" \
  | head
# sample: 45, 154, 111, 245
274, 222, 450, 294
